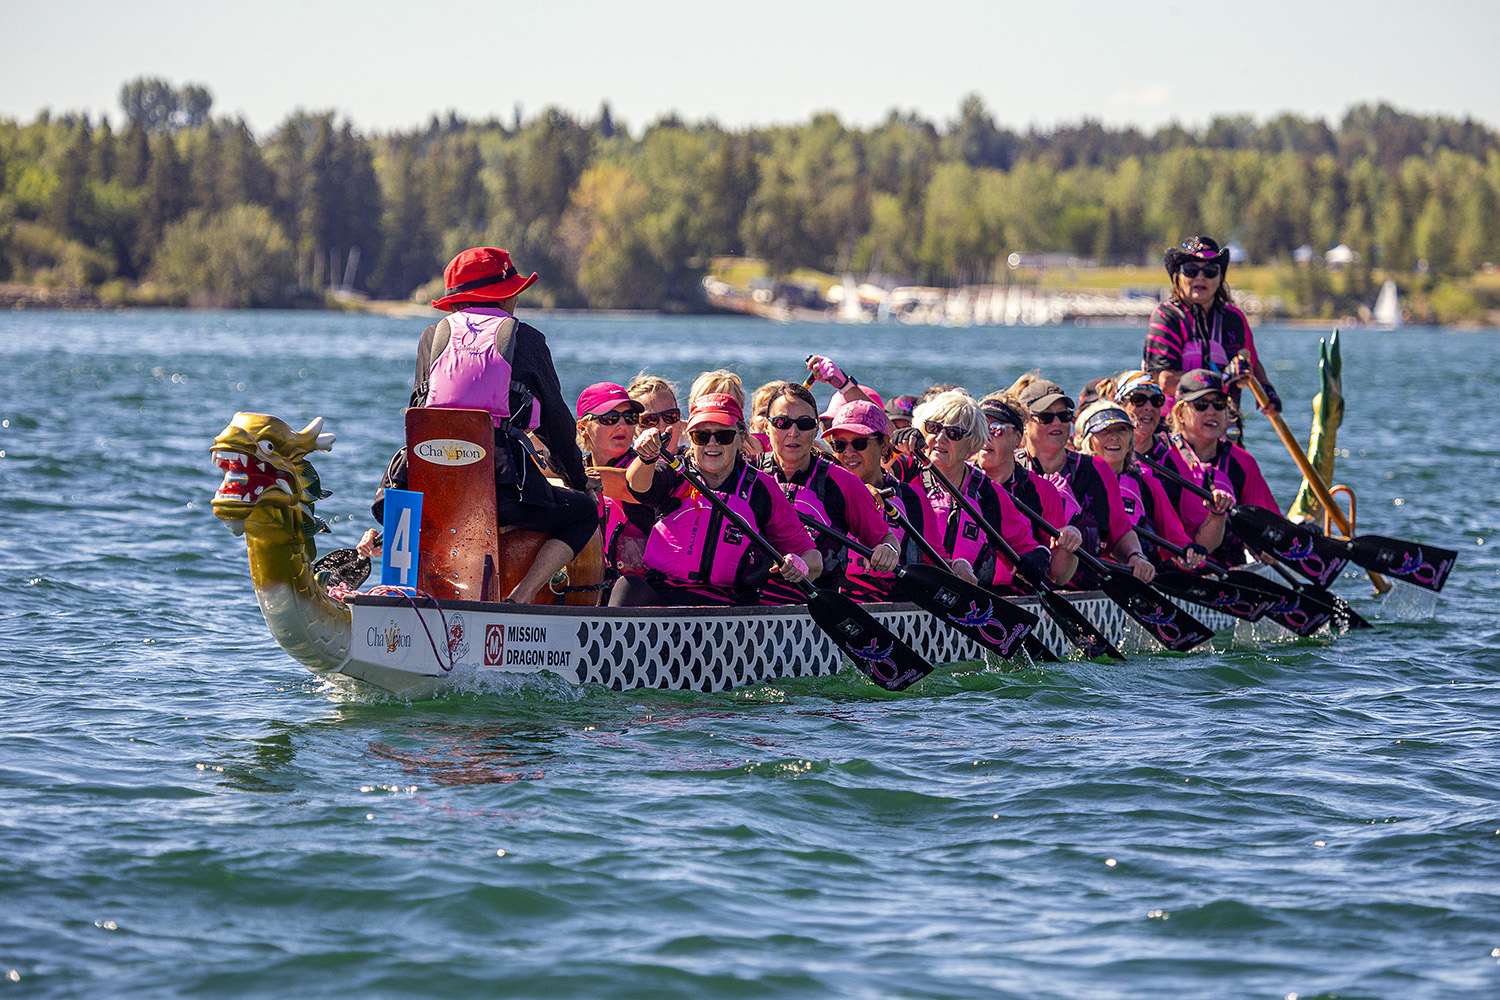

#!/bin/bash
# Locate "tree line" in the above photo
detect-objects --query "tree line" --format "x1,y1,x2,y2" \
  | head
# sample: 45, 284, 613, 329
2, 78, 1498, 309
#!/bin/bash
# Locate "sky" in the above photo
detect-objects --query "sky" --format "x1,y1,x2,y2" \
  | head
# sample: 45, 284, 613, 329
3, 0, 1499, 137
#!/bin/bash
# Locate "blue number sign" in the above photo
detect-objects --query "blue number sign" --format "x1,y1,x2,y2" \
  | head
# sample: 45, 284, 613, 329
380, 489, 423, 587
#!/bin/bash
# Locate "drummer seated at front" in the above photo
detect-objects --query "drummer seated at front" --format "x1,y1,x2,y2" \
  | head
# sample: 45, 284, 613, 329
607, 393, 821, 608
365, 247, 598, 603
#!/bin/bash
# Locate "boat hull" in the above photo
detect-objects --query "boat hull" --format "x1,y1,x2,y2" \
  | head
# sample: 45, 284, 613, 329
332, 591, 1252, 699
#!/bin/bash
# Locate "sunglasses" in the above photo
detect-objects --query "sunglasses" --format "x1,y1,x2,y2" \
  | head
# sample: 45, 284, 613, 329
1179, 263, 1221, 279
1189, 398, 1229, 412
829, 435, 877, 454
769, 415, 819, 432
1029, 410, 1075, 425
689, 429, 738, 446
987, 420, 1020, 437
588, 410, 639, 426
1125, 391, 1166, 407
637, 408, 680, 429
923, 420, 969, 441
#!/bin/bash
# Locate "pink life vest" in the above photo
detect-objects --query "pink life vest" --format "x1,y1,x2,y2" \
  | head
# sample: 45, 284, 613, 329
425, 309, 540, 430
643, 462, 762, 589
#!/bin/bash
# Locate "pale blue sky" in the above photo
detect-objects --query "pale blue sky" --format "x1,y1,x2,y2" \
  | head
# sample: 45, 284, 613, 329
4, 0, 1498, 135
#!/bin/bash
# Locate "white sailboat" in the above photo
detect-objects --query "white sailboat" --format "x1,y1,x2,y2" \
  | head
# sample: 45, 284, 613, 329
1373, 279, 1401, 328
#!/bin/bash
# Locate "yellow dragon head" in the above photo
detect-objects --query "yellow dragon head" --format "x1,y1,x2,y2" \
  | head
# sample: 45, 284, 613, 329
211, 413, 335, 546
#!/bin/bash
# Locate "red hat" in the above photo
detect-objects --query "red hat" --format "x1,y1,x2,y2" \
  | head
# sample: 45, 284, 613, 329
686, 393, 744, 431
431, 247, 539, 311
575, 382, 644, 419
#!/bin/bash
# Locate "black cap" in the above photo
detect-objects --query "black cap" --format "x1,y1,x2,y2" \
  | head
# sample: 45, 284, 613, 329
1176, 369, 1227, 402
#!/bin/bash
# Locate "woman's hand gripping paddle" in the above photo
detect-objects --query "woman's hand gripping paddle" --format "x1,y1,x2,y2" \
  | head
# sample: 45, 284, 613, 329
658, 447, 933, 691
1137, 452, 1351, 587
916, 452, 1125, 660
797, 513, 1039, 660
1007, 495, 1216, 652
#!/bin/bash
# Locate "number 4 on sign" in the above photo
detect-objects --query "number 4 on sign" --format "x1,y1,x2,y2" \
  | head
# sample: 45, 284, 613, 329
380, 489, 423, 587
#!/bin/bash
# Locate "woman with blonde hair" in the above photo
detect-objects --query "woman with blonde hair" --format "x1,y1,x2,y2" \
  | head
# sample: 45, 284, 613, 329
910, 390, 1047, 592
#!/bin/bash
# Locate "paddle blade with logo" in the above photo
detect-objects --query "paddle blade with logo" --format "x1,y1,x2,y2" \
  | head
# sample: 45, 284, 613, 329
1228, 505, 1350, 587
893, 563, 1038, 660
1097, 571, 1216, 652
1345, 535, 1456, 593
807, 589, 932, 691
1151, 570, 1277, 623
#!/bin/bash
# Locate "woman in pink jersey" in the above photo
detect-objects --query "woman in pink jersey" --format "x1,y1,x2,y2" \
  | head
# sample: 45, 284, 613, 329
1142, 235, 1282, 416
1075, 401, 1231, 567
754, 381, 899, 603
609, 393, 819, 607
1157, 370, 1279, 566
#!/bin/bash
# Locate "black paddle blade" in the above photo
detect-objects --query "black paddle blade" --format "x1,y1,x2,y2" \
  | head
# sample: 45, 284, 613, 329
1215, 570, 1334, 636
1097, 572, 1216, 652
1229, 505, 1350, 587
893, 564, 1038, 660
1152, 570, 1276, 623
1035, 588, 1125, 660
312, 547, 371, 590
807, 588, 932, 690
1347, 535, 1457, 593
1225, 569, 1372, 631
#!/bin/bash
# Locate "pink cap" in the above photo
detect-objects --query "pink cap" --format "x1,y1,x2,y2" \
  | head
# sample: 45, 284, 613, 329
825, 400, 889, 438
686, 392, 744, 431
576, 382, 644, 419
819, 384, 883, 419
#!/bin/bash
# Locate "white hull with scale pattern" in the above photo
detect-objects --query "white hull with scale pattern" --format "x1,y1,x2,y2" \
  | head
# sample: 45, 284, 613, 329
335, 590, 1275, 699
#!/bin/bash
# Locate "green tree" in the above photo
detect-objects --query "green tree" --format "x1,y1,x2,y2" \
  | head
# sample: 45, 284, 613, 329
151, 204, 295, 306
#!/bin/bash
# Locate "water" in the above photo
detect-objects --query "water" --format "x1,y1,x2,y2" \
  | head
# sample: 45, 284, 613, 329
2, 310, 1498, 999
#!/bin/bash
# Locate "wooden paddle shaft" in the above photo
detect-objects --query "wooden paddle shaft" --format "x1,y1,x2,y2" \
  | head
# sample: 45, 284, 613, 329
1242, 374, 1390, 594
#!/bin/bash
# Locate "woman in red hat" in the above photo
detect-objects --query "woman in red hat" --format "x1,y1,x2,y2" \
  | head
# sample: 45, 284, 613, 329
1143, 236, 1281, 416
608, 392, 820, 607
364, 247, 597, 603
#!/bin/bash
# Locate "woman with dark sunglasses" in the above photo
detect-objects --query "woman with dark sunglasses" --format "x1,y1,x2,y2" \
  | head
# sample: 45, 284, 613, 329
754, 382, 899, 603
823, 399, 944, 602
1076, 401, 1228, 568
608, 392, 819, 607
1158, 369, 1279, 566
1108, 370, 1171, 463
627, 374, 684, 455
1011, 375, 1149, 584
972, 396, 1081, 586
1143, 235, 1281, 416
1140, 235, 1284, 413
575, 382, 650, 575
911, 390, 1048, 592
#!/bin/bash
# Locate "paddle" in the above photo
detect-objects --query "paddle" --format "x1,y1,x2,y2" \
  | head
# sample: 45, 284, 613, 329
1136, 451, 1351, 587
1259, 555, 1374, 630
1131, 524, 1339, 637
657, 449, 933, 691
796, 513, 1039, 660
877, 489, 1062, 663
1006, 495, 1216, 652
915, 453, 1125, 660
1238, 366, 1456, 593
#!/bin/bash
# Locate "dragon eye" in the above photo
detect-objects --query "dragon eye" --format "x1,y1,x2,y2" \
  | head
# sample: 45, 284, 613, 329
256, 440, 275, 455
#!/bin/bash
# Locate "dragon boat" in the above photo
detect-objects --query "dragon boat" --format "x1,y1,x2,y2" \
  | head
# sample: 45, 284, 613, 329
211, 409, 1332, 700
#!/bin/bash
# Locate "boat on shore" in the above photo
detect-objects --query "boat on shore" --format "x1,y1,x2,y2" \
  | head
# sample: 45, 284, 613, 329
211, 410, 1321, 699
